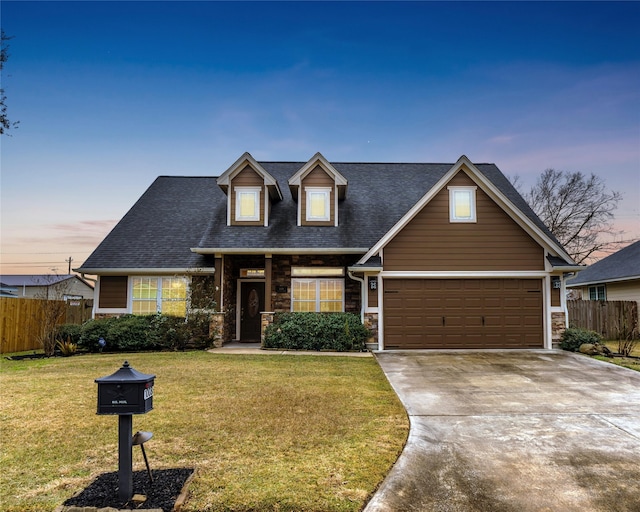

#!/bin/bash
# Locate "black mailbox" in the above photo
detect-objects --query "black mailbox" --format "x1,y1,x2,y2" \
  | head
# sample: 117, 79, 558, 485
95, 361, 155, 415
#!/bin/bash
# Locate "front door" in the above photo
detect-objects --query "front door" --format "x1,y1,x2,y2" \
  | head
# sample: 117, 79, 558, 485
239, 281, 265, 341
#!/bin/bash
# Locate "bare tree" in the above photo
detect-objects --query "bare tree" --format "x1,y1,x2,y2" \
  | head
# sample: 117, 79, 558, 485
33, 276, 72, 356
523, 169, 625, 264
1, 30, 19, 135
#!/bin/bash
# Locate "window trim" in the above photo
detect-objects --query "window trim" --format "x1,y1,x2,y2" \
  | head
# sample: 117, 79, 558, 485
589, 284, 606, 301
131, 276, 189, 316
291, 277, 344, 312
305, 187, 332, 222
235, 187, 261, 222
448, 186, 477, 223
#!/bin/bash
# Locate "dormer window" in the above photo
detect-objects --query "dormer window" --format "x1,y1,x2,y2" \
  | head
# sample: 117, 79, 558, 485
288, 153, 348, 227
448, 186, 477, 222
236, 187, 261, 222
306, 187, 331, 222
216, 152, 283, 226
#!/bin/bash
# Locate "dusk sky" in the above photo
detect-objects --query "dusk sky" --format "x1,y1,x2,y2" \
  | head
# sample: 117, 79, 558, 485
1, 1, 639, 275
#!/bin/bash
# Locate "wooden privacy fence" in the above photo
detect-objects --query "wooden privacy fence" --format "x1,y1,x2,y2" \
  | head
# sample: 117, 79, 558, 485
568, 300, 639, 340
0, 298, 93, 354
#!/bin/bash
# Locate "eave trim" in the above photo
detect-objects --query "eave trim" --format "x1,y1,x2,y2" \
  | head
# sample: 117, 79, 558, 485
74, 267, 216, 275
191, 247, 368, 255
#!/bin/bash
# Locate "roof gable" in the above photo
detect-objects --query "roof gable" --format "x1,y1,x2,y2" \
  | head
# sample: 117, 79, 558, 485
216, 152, 282, 201
357, 155, 575, 265
288, 152, 348, 200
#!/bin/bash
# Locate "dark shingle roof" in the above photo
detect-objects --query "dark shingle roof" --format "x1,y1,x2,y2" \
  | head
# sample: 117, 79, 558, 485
567, 240, 640, 286
78, 161, 560, 271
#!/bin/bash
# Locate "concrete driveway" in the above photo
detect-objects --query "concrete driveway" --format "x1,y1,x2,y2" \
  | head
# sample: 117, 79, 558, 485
365, 350, 640, 512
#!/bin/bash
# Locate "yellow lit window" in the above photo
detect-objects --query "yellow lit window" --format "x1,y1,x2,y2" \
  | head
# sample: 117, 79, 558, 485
448, 187, 477, 222
291, 278, 343, 312
132, 276, 188, 316
306, 188, 331, 221
235, 188, 260, 221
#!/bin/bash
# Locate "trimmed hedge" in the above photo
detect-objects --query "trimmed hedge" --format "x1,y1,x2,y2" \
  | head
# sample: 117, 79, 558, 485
263, 312, 369, 352
71, 313, 214, 352
560, 327, 602, 352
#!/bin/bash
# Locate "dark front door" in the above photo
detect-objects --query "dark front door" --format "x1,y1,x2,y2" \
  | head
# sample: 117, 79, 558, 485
240, 282, 264, 341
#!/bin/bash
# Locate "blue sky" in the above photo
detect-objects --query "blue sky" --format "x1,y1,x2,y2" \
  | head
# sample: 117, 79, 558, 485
1, 1, 639, 273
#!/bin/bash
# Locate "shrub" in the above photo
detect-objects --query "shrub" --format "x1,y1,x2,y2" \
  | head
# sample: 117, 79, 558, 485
78, 313, 214, 352
55, 323, 83, 345
79, 315, 155, 352
560, 327, 602, 352
78, 317, 115, 352
263, 312, 369, 352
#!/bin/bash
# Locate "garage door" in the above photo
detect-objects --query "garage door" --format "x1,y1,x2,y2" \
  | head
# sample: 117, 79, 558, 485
383, 279, 543, 349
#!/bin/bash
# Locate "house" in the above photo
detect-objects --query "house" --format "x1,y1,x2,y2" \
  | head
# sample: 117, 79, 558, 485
0, 274, 94, 300
566, 240, 640, 309
76, 153, 581, 350
0, 282, 19, 298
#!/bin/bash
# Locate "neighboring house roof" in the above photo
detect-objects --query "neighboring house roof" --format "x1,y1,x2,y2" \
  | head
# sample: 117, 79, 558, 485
567, 240, 640, 287
0, 274, 94, 289
77, 156, 570, 272
0, 282, 19, 297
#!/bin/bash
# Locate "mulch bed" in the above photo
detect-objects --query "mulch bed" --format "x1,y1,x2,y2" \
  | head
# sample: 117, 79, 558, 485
64, 468, 194, 511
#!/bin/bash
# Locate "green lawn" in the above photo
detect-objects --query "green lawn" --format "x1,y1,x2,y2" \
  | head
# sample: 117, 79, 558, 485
0, 351, 408, 512
593, 341, 640, 372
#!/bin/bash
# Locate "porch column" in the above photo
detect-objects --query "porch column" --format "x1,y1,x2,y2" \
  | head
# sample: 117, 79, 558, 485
264, 254, 272, 311
214, 255, 222, 310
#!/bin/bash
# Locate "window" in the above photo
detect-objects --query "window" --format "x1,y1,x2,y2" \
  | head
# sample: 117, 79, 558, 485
132, 277, 187, 316
292, 279, 344, 312
235, 187, 261, 221
589, 285, 606, 301
448, 186, 477, 222
306, 187, 331, 222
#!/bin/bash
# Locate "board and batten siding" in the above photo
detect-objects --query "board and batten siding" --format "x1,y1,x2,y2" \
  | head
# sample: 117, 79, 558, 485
230, 165, 265, 226
383, 171, 545, 271
300, 165, 335, 226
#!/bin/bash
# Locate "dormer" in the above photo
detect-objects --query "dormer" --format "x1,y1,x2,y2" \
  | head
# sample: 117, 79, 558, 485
288, 152, 348, 227
217, 152, 282, 226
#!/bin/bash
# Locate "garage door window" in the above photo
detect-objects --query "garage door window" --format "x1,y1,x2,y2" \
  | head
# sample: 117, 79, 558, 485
448, 186, 477, 222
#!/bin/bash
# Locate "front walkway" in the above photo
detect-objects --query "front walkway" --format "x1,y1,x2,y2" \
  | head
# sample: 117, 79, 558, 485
208, 342, 372, 357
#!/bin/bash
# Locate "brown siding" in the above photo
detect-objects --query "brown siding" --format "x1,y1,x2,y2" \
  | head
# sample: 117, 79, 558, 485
301, 165, 335, 226
368, 277, 378, 308
99, 276, 128, 308
551, 280, 561, 307
230, 165, 265, 226
384, 171, 545, 271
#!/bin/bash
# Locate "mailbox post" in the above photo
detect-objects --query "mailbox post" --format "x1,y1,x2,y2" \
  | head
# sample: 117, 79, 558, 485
95, 361, 155, 502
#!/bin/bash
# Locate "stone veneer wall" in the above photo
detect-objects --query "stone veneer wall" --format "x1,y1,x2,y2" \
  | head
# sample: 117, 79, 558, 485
261, 312, 275, 343
364, 312, 378, 346
551, 311, 567, 341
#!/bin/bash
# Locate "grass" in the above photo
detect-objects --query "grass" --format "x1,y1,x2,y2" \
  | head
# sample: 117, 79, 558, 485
0, 351, 408, 512
592, 340, 640, 372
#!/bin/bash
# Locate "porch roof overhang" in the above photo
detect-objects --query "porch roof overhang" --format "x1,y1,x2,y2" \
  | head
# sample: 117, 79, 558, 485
546, 255, 585, 273
191, 247, 369, 255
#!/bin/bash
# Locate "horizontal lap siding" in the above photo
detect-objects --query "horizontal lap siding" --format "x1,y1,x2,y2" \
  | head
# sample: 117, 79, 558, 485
384, 279, 543, 349
384, 171, 544, 271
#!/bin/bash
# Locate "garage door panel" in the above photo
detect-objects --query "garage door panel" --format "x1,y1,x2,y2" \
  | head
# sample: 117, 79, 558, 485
384, 279, 543, 349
